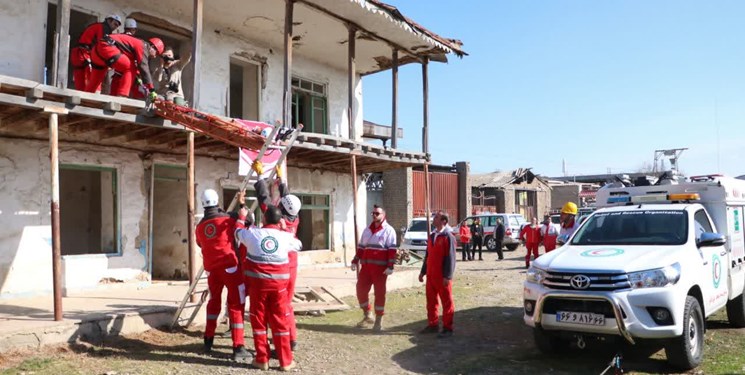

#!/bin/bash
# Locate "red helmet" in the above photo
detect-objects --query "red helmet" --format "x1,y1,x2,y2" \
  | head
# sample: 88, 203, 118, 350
149, 37, 165, 55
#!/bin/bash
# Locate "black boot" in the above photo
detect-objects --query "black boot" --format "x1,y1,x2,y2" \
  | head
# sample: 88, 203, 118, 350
232, 345, 251, 362
291, 340, 297, 351
203, 337, 214, 353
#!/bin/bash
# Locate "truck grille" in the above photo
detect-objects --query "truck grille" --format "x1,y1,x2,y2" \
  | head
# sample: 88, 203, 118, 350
542, 298, 616, 318
543, 271, 630, 291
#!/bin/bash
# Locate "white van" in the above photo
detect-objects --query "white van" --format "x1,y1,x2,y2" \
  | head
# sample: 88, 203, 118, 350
399, 217, 430, 253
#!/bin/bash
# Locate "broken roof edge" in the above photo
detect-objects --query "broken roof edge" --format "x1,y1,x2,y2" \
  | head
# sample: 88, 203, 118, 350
352, 0, 467, 58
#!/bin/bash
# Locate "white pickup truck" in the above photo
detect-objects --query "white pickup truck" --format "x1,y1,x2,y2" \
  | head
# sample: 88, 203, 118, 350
523, 174, 745, 370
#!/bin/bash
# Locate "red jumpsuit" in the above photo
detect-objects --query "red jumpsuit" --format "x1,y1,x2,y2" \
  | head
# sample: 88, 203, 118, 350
521, 224, 541, 267
421, 227, 456, 331
353, 221, 397, 316
195, 207, 245, 348
88, 34, 154, 96
71, 22, 113, 92
458, 224, 471, 261
256, 178, 301, 344
541, 223, 560, 252
235, 220, 302, 368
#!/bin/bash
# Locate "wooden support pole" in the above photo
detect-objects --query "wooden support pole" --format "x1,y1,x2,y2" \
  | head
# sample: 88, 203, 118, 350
422, 58, 431, 234
347, 26, 357, 140
421, 57, 429, 155
350, 154, 359, 266
49, 113, 63, 321
191, 0, 203, 109
391, 49, 399, 149
187, 131, 196, 302
283, 0, 294, 128
54, 0, 71, 88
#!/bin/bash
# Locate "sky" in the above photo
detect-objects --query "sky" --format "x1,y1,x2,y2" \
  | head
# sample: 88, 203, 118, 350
361, 0, 745, 178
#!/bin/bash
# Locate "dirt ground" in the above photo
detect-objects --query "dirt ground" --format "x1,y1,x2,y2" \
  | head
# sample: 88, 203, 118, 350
1, 248, 744, 374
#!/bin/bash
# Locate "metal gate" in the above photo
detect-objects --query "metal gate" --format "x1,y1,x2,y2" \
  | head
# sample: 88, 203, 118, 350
413, 170, 459, 221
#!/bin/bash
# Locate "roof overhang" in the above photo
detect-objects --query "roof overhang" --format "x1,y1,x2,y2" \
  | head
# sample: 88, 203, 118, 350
195, 0, 464, 75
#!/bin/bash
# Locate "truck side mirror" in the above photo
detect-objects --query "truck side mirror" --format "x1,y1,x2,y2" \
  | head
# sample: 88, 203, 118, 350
697, 232, 726, 248
556, 234, 570, 246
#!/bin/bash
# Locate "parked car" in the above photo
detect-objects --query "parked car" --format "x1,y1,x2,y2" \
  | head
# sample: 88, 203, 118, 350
399, 217, 430, 253
550, 214, 561, 225
461, 213, 527, 251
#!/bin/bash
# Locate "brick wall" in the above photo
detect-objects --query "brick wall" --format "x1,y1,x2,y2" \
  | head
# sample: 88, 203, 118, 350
456, 161, 471, 222
550, 184, 581, 211
382, 167, 412, 244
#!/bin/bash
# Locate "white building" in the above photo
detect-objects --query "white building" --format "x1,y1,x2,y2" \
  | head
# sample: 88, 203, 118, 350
0, 0, 464, 309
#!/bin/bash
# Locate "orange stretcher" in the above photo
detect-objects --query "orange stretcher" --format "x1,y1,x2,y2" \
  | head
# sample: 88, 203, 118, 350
153, 99, 270, 150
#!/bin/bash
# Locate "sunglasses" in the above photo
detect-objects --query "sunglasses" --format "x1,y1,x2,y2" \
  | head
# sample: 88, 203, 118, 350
371, 211, 382, 216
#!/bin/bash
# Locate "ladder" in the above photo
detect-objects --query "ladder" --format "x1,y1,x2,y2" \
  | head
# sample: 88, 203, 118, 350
170, 123, 303, 330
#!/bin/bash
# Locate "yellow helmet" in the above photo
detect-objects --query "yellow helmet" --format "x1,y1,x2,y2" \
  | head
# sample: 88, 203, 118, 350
561, 202, 578, 215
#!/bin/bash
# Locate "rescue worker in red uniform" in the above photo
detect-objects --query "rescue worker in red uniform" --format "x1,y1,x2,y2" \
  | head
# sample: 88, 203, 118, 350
419, 210, 456, 338
351, 205, 397, 332
194, 189, 250, 362
87, 34, 164, 97
253, 161, 302, 350
458, 221, 471, 262
236, 204, 302, 372
70, 15, 121, 92
521, 217, 542, 268
540, 215, 561, 253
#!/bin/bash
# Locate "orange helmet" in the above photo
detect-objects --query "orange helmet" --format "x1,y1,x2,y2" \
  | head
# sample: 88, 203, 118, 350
149, 38, 165, 55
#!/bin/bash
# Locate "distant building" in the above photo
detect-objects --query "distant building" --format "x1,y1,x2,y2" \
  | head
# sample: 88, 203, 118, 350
471, 168, 551, 221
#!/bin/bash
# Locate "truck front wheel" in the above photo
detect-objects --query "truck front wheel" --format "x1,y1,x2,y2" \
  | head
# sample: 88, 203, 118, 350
726, 285, 745, 328
665, 296, 704, 370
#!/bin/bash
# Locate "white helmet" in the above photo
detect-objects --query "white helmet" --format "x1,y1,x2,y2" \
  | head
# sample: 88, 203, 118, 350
201, 189, 219, 208
280, 194, 301, 216
124, 18, 137, 29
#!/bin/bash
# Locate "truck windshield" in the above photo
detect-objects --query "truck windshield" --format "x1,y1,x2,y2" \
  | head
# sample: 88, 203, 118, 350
408, 220, 429, 232
571, 210, 688, 246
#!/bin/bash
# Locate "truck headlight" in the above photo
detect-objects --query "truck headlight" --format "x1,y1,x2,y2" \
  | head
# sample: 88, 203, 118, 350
526, 267, 547, 284
628, 263, 681, 289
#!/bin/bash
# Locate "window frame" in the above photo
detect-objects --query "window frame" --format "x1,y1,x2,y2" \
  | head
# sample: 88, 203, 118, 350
694, 209, 714, 238
291, 77, 328, 134
294, 192, 331, 250
59, 164, 122, 257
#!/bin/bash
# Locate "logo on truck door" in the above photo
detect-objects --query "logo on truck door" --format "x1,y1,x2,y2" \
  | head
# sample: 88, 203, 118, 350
713, 254, 722, 289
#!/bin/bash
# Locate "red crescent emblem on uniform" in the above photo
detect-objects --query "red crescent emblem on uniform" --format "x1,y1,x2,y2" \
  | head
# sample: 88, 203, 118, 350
204, 223, 217, 239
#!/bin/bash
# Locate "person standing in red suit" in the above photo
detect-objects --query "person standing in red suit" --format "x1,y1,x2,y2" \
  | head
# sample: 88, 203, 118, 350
351, 205, 397, 332
419, 210, 457, 338
252, 161, 302, 350
458, 221, 471, 262
194, 189, 250, 362
521, 217, 542, 268
70, 15, 121, 91
87, 34, 164, 97
540, 215, 561, 253
236, 204, 302, 372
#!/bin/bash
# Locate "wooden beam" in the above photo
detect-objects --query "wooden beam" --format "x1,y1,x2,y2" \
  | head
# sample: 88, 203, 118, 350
125, 127, 165, 142
422, 57, 429, 154
350, 154, 360, 267
347, 25, 356, 140
66, 122, 102, 134
62, 115, 92, 126
98, 125, 133, 140
186, 132, 196, 303
147, 130, 180, 145
391, 48, 399, 149
1, 109, 42, 127
191, 0, 203, 109
283, 0, 294, 128
49, 113, 63, 321
54, 0, 71, 88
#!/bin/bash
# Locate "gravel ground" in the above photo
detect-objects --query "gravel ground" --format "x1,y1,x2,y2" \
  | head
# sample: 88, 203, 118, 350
1, 248, 744, 374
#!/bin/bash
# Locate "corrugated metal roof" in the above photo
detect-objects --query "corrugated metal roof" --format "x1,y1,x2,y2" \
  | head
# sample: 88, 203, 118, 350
472, 168, 549, 188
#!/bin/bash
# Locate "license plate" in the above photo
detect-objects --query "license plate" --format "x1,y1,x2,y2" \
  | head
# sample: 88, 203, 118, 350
556, 311, 605, 326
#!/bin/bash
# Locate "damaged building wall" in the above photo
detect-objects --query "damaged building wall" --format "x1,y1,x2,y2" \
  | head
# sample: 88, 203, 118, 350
0, 0, 365, 140
0, 137, 150, 298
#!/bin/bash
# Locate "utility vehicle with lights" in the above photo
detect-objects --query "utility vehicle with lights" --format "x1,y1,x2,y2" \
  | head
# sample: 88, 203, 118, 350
523, 173, 745, 370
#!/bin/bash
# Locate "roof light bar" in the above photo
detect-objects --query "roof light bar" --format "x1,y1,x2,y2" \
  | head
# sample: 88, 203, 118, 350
607, 196, 631, 204
668, 193, 700, 201
630, 194, 668, 204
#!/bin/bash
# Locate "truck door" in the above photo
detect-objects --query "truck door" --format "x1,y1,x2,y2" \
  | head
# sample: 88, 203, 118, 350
727, 206, 745, 300
695, 209, 729, 314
